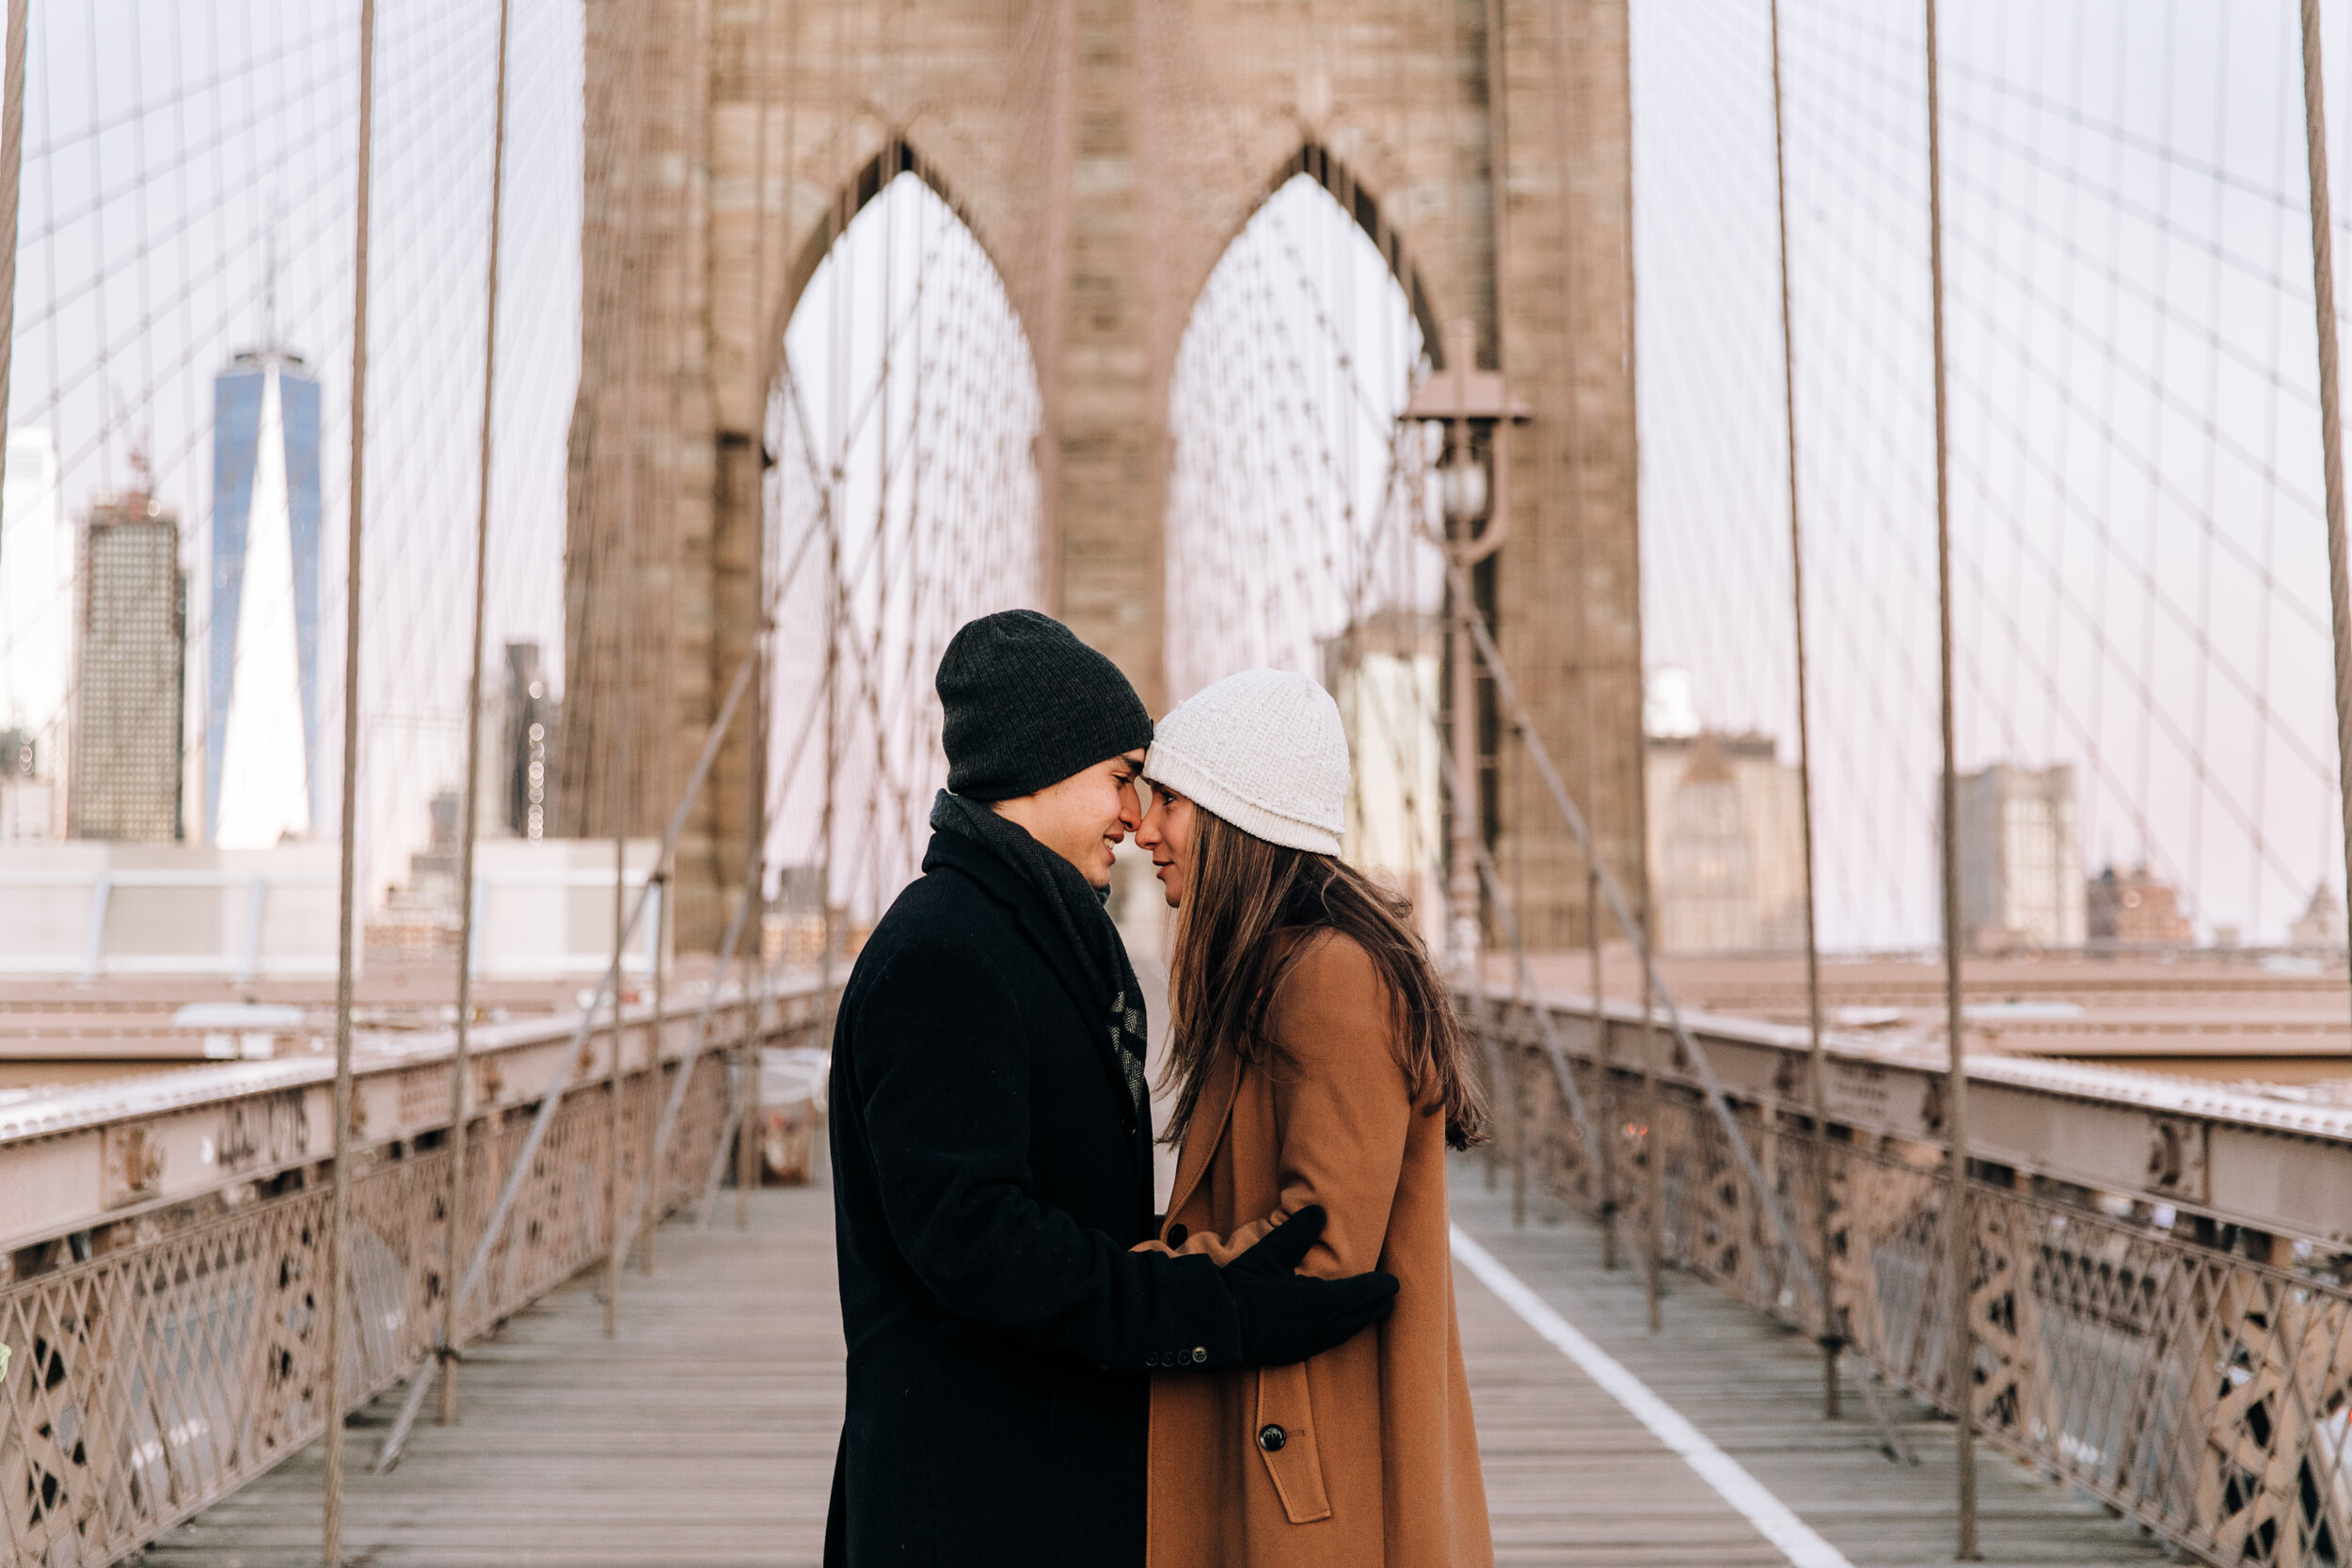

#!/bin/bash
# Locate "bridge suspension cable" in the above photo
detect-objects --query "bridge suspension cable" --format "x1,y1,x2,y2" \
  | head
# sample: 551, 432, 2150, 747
15, 7, 2352, 1568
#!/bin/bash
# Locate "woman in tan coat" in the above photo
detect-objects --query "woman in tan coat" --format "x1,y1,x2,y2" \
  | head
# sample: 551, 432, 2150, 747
1133, 668, 1494, 1568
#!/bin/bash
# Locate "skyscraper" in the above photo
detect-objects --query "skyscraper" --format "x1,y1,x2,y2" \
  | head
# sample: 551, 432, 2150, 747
207, 349, 324, 847
69, 491, 187, 841
500, 641, 559, 840
1951, 763, 2087, 951
1645, 729, 1809, 953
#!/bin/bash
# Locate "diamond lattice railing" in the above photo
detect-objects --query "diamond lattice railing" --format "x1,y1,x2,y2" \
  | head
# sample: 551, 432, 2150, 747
0, 1053, 737, 1567
1478, 1000, 2352, 1568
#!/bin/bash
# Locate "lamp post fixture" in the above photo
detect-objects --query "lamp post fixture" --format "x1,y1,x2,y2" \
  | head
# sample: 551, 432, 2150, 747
1402, 318, 1528, 984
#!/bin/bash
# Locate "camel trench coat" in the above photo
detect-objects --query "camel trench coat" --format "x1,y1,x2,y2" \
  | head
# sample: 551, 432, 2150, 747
1141, 930, 1492, 1568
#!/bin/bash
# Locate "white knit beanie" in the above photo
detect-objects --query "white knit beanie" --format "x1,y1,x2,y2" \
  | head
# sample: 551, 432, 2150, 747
1144, 669, 1350, 855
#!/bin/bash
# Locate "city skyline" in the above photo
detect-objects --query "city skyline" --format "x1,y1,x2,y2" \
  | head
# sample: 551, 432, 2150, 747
9, 0, 2352, 948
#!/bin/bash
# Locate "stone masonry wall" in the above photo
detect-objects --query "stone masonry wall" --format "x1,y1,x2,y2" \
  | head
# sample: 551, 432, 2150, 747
564, 0, 1641, 950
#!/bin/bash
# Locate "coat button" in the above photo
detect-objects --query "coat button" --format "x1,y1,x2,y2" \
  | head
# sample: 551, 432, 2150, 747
1167, 1223, 1189, 1247
1145, 1352, 1159, 1368
1258, 1423, 1286, 1452
1191, 1347, 1207, 1365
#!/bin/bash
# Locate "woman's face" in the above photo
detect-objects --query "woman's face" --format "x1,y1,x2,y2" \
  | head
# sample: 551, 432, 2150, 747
1136, 784, 1197, 908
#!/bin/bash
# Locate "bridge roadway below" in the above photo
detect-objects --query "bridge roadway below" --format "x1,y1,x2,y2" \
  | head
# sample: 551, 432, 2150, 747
140, 1167, 2169, 1568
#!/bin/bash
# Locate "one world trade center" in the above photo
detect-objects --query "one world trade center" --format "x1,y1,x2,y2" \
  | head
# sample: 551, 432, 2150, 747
207, 347, 324, 847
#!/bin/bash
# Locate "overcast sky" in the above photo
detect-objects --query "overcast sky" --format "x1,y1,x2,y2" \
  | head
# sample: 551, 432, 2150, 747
1635, 0, 2351, 945
10, 0, 2352, 946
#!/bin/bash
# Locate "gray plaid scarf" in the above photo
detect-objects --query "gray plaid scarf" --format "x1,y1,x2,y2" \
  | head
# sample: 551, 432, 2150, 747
930, 790, 1151, 1125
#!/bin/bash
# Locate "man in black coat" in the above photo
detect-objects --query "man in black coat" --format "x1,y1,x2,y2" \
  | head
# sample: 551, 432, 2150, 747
823, 610, 1397, 1567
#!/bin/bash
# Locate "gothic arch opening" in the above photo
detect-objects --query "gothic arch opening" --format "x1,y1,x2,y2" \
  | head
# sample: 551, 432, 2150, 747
1232, 144, 1448, 369
763, 162, 1041, 932
1164, 149, 1445, 927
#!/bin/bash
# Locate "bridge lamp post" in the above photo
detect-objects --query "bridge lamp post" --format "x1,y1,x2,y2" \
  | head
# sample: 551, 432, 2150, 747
1403, 319, 1528, 985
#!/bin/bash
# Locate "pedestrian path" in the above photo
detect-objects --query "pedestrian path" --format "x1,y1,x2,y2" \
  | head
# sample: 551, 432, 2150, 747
143, 1166, 2171, 1567
142, 1191, 845, 1567
1450, 1168, 2167, 1567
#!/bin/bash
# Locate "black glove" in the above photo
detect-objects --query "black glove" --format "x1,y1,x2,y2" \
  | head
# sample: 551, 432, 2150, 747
1221, 1206, 1399, 1367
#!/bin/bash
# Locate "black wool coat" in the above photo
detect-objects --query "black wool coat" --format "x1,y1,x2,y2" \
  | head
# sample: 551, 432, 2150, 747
824, 827, 1243, 1568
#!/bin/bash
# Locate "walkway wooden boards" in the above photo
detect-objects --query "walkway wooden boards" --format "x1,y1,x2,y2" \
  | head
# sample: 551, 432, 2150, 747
143, 1173, 2174, 1567
141, 1193, 846, 1567
1454, 1171, 2167, 1567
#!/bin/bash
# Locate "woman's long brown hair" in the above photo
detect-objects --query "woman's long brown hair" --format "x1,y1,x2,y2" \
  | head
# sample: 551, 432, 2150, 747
1159, 804, 1490, 1150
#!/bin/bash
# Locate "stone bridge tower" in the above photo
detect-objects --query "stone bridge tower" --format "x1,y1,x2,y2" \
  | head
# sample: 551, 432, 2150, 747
564, 0, 1642, 953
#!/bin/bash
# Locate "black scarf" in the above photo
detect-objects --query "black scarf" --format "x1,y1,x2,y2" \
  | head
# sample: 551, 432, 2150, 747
930, 790, 1152, 1125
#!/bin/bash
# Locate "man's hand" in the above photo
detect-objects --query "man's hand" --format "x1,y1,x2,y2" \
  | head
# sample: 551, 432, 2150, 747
1221, 1206, 1397, 1367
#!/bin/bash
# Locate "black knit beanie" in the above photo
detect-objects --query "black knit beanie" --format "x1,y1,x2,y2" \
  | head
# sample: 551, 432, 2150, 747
936, 610, 1153, 800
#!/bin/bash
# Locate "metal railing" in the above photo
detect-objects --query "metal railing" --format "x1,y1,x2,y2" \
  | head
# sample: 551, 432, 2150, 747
1480, 992, 2352, 1568
0, 981, 828, 1567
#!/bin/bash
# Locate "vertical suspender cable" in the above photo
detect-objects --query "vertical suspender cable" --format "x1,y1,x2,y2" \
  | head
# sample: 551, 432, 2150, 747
1637, 839, 1661, 1335
736, 0, 786, 1229
1480, 0, 1525, 1230
0, 0, 27, 532
645, 867, 667, 1269
1439, 4, 1486, 1157
2297, 0, 2352, 1042
1036, 0, 1078, 614
607, 124, 646, 1315
645, 0, 705, 1259
1599, 0, 1662, 1339
1922, 0, 1978, 1556
1549, 0, 1614, 1269
607, 671, 631, 1338
735, 910, 764, 1223
810, 18, 851, 1203
440, 0, 515, 1428
605, 0, 650, 1339
814, 254, 839, 1197
1767, 0, 1839, 1424
321, 0, 379, 1560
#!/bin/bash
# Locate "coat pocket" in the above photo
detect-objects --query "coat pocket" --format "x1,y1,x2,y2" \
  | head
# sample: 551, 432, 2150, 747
1253, 1362, 1331, 1524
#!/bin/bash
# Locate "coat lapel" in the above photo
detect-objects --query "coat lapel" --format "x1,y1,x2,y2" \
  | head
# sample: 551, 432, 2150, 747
926, 832, 1148, 1156
1164, 1048, 1240, 1226
1004, 896, 1159, 1211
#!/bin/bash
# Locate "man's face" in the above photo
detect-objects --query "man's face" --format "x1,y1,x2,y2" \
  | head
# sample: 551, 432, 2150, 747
991, 750, 1147, 889
1134, 784, 1196, 908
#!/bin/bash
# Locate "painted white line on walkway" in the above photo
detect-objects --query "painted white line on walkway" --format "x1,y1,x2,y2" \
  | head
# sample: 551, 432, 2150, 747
1450, 1224, 1854, 1568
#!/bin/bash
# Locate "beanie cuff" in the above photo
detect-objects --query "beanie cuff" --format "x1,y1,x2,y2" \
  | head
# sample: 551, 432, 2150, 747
1144, 738, 1343, 855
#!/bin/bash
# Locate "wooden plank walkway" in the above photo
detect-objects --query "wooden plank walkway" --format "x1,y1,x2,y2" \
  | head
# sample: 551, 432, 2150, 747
141, 1194, 846, 1567
141, 1169, 2173, 1567
1451, 1171, 2167, 1568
